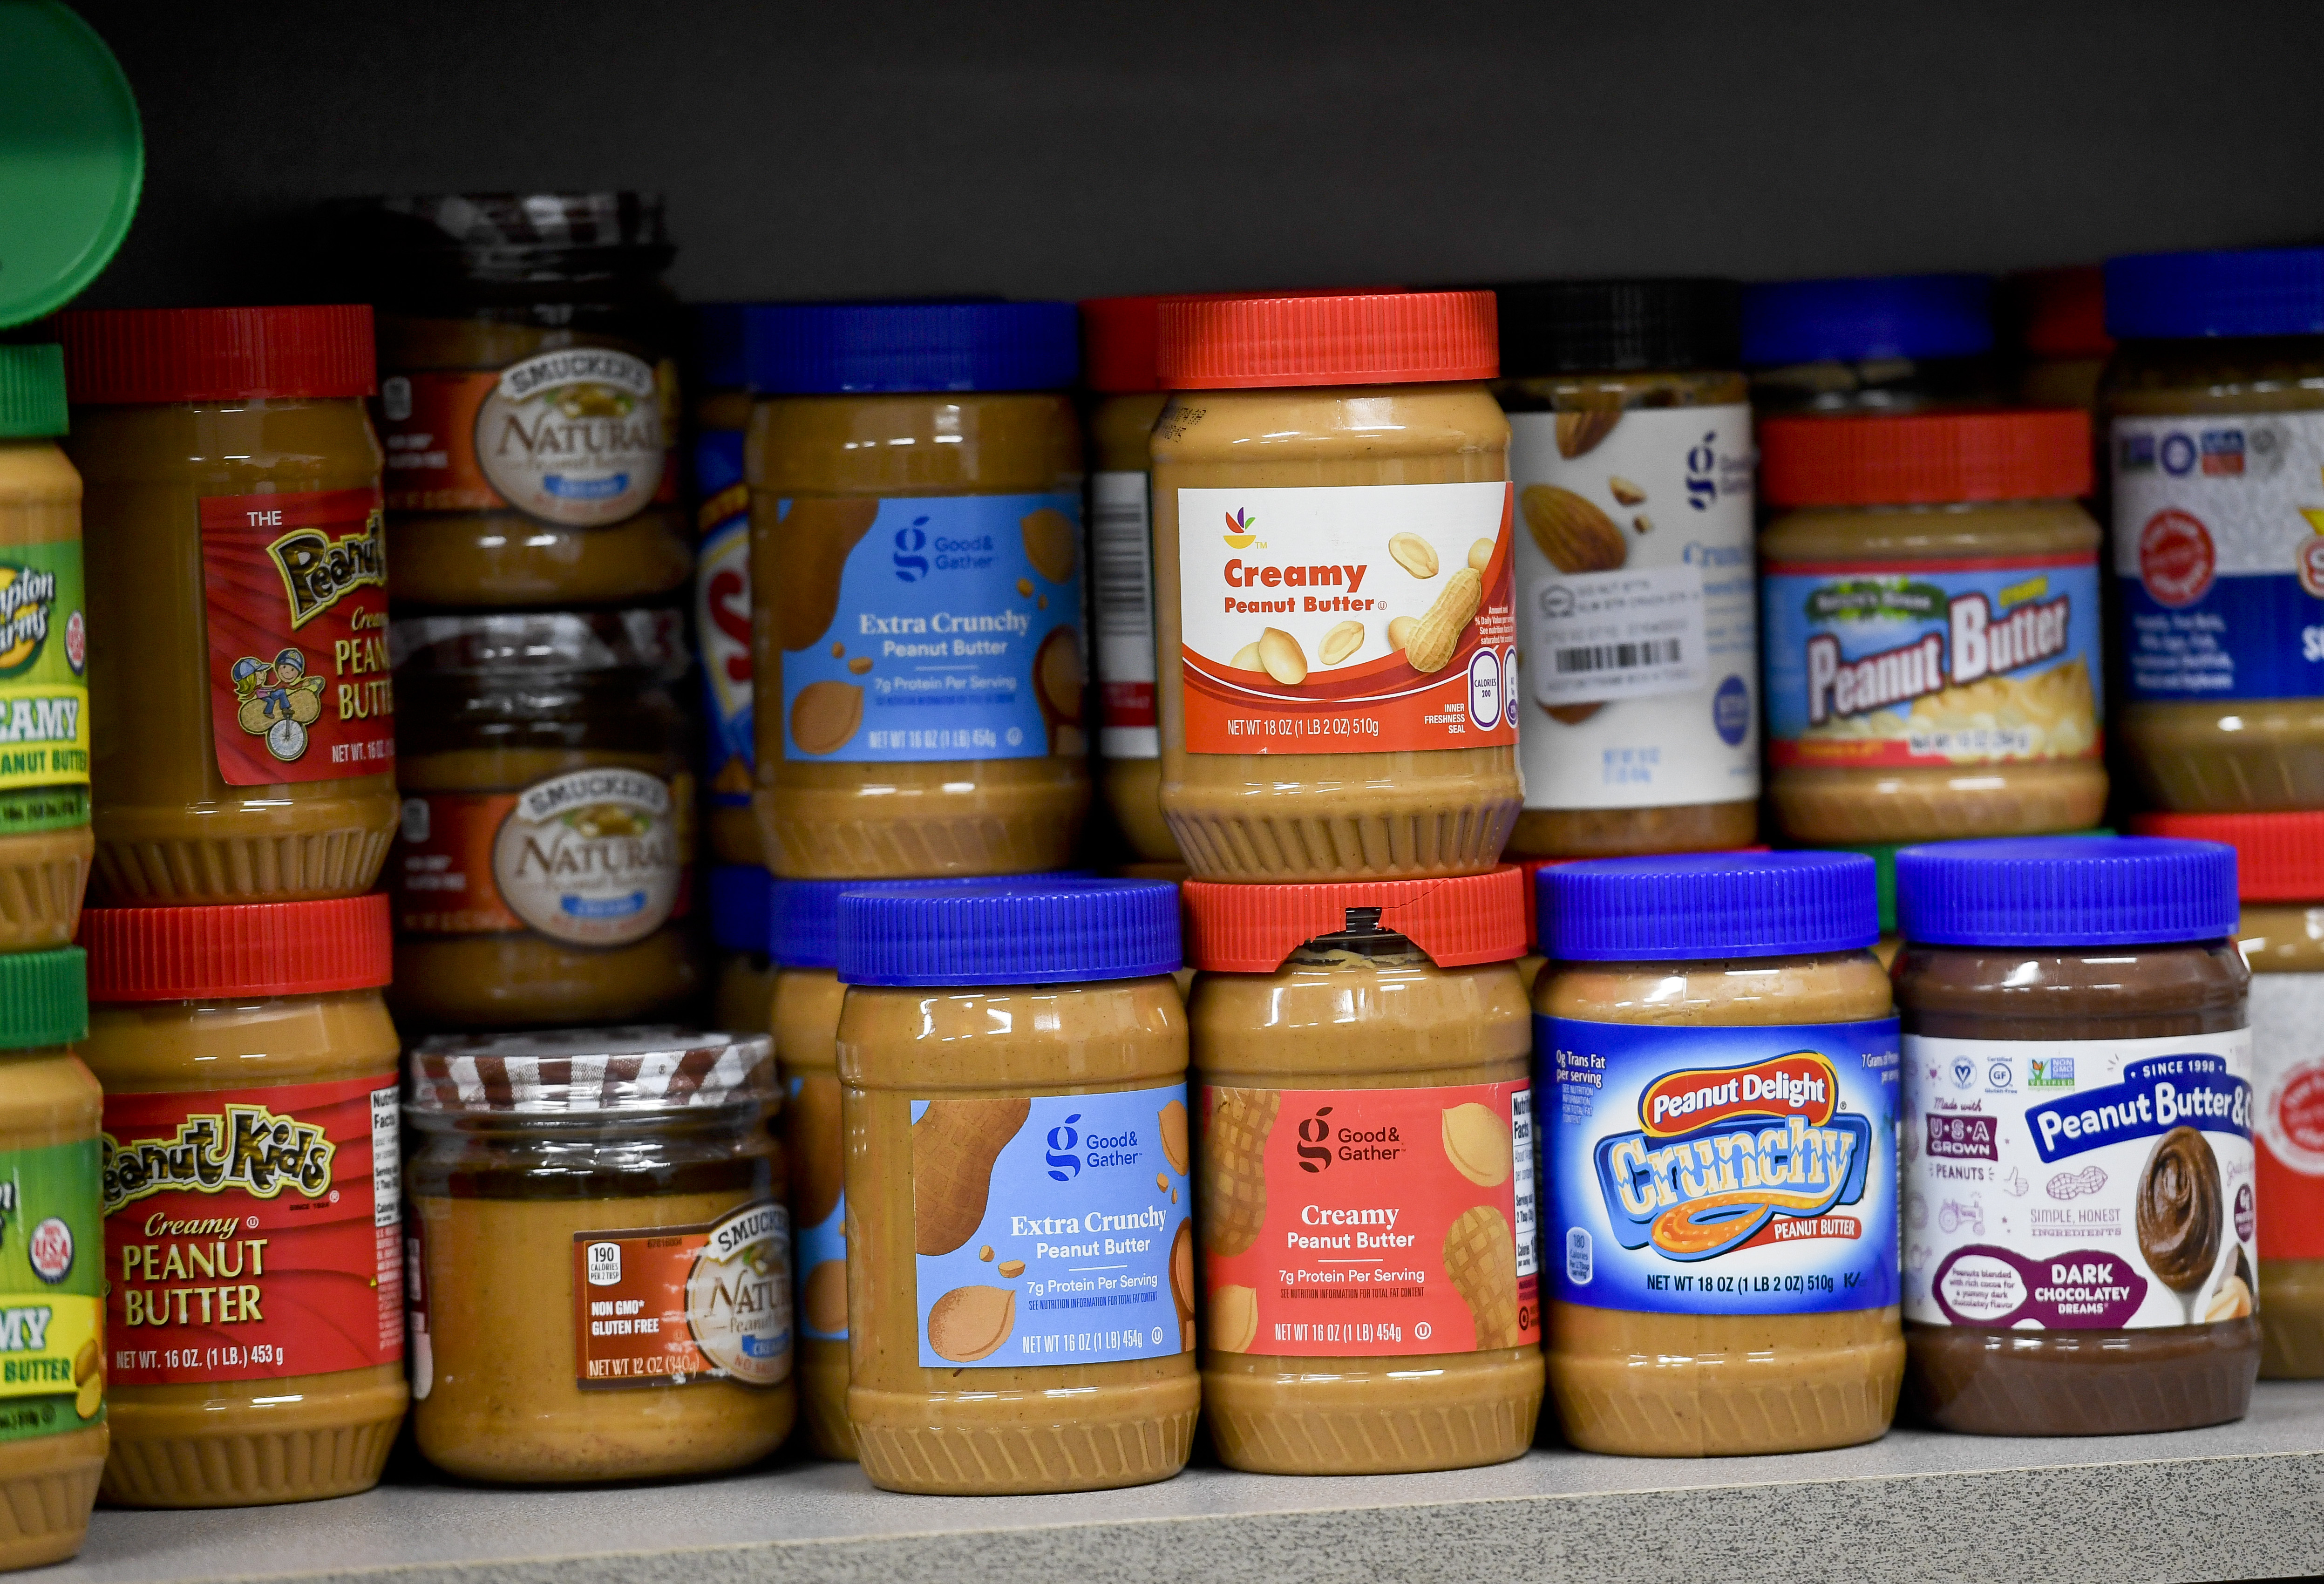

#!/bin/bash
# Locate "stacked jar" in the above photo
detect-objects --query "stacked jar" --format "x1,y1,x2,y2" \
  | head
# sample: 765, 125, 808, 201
1742, 273, 1999, 415
691, 302, 763, 871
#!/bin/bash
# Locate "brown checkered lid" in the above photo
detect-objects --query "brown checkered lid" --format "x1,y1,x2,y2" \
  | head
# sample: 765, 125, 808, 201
408, 1026, 774, 1115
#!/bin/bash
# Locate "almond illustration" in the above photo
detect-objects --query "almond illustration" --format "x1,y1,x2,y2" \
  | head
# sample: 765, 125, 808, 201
1386, 615, 1416, 652
1021, 506, 1080, 584
1210, 1284, 1259, 1353
912, 1097, 1030, 1255
788, 1073, 844, 1227
1544, 701, 1604, 726
776, 498, 881, 651
1521, 485, 1627, 575
790, 681, 864, 755
1609, 475, 1647, 506
998, 1259, 1026, 1278
1555, 407, 1620, 458
1467, 537, 1496, 572
1170, 1222, 1195, 1322
1159, 1099, 1189, 1176
1404, 567, 1483, 674
805, 1258, 848, 1333
927, 1285, 1016, 1363
1388, 532, 1440, 579
1442, 1102, 1512, 1187
1319, 620, 1365, 666
1258, 627, 1307, 685
1230, 640, 1264, 671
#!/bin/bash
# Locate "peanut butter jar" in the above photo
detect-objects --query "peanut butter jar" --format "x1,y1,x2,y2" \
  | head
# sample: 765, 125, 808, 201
1538, 852, 1903, 1456
836, 878, 1196, 1494
1742, 274, 1999, 415
710, 863, 775, 1035
59, 306, 399, 905
1185, 869, 1543, 1473
80, 897, 407, 1506
1896, 837, 2258, 1435
748, 302, 1089, 878
1153, 292, 1517, 880
692, 303, 764, 867
406, 1028, 794, 1483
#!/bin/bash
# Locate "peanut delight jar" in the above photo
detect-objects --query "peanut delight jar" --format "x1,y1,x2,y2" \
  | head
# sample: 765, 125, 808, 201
1184, 867, 1543, 1473
836, 878, 1196, 1493
690, 301, 763, 867
1152, 291, 1518, 880
1537, 851, 1903, 1455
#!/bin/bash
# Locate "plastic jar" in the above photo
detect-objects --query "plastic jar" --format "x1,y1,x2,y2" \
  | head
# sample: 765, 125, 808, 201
1183, 869, 1543, 1473
710, 863, 774, 1035
58, 306, 399, 905
0, 346, 91, 949
1759, 408, 2107, 843
342, 193, 688, 610
1895, 836, 2257, 1434
80, 897, 406, 1505
2103, 247, 2324, 809
1742, 274, 1998, 414
2007, 266, 2112, 414
1153, 292, 1517, 880
1537, 852, 1902, 1456
387, 610, 698, 1029
0, 949, 105, 1569
1492, 279, 1759, 858
747, 302, 1088, 878
836, 879, 1195, 1493
405, 1027, 793, 1482
692, 303, 762, 866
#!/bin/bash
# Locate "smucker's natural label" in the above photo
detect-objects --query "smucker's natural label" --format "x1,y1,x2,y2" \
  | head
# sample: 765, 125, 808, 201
694, 427, 755, 817
1544, 1017, 1901, 1315
198, 489, 395, 787
0, 537, 88, 836
1511, 407, 1759, 810
1091, 470, 1160, 761
2252, 974, 2324, 1260
1175, 482, 1517, 755
102, 1079, 401, 1386
910, 1086, 1190, 1368
771, 493, 1086, 764
1903, 1032, 2257, 1330
572, 1200, 793, 1389
0, 1139, 105, 1442
785, 1072, 847, 1341
1199, 1082, 1538, 1358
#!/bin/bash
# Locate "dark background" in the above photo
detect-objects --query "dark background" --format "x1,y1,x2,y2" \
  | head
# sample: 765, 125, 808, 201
67, 0, 2324, 308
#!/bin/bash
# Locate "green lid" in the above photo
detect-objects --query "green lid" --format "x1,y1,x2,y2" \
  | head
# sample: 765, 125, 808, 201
0, 4, 143, 329
0, 947, 87, 1049
0, 345, 68, 437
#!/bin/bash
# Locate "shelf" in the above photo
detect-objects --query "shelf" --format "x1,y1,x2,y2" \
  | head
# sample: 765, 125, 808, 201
52, 1380, 2324, 1584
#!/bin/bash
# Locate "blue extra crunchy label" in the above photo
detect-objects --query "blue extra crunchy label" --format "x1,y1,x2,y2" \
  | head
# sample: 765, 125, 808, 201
910, 1084, 1191, 1368
1543, 1016, 1900, 1315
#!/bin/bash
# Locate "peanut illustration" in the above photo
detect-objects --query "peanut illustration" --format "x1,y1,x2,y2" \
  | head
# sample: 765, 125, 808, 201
1388, 532, 1440, 579
1632, 513, 1653, 536
1467, 537, 1496, 572
1231, 640, 1264, 671
1257, 627, 1307, 685
1403, 567, 1483, 673
1319, 620, 1365, 666
847, 656, 872, 674
1386, 615, 1416, 652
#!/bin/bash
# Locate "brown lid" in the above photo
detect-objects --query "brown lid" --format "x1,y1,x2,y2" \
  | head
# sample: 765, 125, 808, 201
408, 1026, 774, 1116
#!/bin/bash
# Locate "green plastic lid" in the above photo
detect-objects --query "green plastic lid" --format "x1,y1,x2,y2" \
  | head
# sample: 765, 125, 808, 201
0, 4, 142, 329
0, 947, 88, 1049
0, 344, 67, 437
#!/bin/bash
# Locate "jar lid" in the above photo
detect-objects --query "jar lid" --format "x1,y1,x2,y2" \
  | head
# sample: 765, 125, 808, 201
745, 300, 1078, 394
0, 948, 86, 1050
1544, 851, 1878, 961
0, 345, 68, 438
1182, 869, 1525, 972
691, 302, 757, 393
771, 871, 1091, 970
57, 305, 376, 402
81, 896, 392, 1001
389, 609, 688, 676
0, 4, 141, 329
408, 1027, 774, 1116
1896, 836, 2238, 947
1156, 291, 1497, 390
2008, 265, 2112, 359
2106, 247, 2324, 340
709, 864, 772, 954
1740, 274, 1993, 367
1081, 295, 1166, 394
2130, 813, 2324, 904
1493, 278, 1742, 375
334, 192, 672, 278
1758, 407, 2091, 507
836, 878, 1180, 986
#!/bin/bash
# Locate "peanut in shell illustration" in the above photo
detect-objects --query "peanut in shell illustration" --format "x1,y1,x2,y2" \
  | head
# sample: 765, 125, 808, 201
1443, 1204, 1522, 1350
912, 1097, 1030, 1255
1200, 1088, 1280, 1255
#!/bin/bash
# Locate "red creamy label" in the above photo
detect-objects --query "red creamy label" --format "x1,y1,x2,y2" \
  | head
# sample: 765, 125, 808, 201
570, 1201, 793, 1389
1200, 1081, 1538, 1358
102, 1077, 402, 1385
197, 489, 395, 787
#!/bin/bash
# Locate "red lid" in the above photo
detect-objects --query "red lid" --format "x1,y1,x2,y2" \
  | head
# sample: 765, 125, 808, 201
1081, 295, 1165, 394
57, 305, 377, 403
2013, 266, 2113, 360
1182, 868, 1526, 972
81, 895, 393, 1001
1759, 408, 2092, 508
2130, 812, 2324, 902
1156, 290, 1497, 391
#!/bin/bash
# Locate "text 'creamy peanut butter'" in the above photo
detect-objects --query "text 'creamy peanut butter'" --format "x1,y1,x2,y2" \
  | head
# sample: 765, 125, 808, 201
1538, 852, 1903, 1456
836, 879, 1195, 1494
1153, 292, 1517, 881
1185, 868, 1543, 1474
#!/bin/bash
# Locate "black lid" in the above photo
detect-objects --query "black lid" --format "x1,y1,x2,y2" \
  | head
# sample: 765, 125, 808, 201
324, 193, 673, 288
1493, 278, 1742, 375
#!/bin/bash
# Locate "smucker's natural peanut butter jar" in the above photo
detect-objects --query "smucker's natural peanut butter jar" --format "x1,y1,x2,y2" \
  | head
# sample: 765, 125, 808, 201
748, 302, 1090, 878
1152, 292, 1518, 880
1185, 869, 1543, 1473
1537, 852, 1903, 1455
836, 879, 1196, 1493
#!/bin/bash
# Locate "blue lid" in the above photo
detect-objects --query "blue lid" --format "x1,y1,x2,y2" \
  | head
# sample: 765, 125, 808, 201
772, 871, 1093, 969
1544, 851, 1878, 961
836, 878, 1181, 986
2105, 248, 2324, 341
708, 863, 773, 954
1740, 273, 1993, 367
745, 300, 1079, 394
1896, 836, 2238, 948
690, 302, 754, 392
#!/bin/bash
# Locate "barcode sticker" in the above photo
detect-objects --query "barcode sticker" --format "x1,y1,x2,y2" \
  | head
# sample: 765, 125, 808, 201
1528, 564, 1706, 706
1091, 471, 1160, 758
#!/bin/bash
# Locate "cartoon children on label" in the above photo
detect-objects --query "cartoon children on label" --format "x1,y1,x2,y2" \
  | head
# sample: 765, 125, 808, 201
233, 647, 324, 762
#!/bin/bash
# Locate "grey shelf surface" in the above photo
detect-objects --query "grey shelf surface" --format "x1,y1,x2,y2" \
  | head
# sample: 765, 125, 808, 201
52, 1381, 2324, 1584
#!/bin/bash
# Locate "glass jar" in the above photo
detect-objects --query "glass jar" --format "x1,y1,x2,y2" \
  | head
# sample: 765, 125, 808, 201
1492, 279, 1759, 858
1153, 292, 1518, 880
1183, 870, 1543, 1473
1537, 852, 1902, 1456
1759, 409, 2108, 843
748, 302, 1089, 878
692, 303, 762, 867
405, 1028, 793, 1483
1895, 836, 2258, 1434
80, 897, 406, 1506
388, 611, 698, 1029
1742, 274, 1999, 414
58, 306, 399, 904
709, 863, 775, 1035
